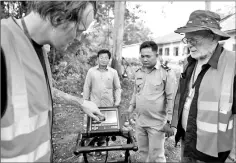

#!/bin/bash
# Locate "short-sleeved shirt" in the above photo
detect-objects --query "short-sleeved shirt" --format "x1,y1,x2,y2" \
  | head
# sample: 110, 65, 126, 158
131, 61, 176, 129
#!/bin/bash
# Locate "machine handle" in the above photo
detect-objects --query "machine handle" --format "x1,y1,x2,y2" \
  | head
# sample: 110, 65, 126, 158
128, 130, 138, 151
74, 144, 136, 155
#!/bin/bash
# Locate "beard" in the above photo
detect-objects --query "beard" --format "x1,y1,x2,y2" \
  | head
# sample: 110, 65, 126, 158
191, 51, 212, 61
199, 54, 208, 60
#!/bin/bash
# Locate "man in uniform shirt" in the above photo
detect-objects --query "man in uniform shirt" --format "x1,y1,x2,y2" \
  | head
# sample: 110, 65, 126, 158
128, 41, 176, 162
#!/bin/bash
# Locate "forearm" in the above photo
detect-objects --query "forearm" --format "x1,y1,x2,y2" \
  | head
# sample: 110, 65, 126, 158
166, 98, 173, 122
171, 85, 181, 128
83, 70, 92, 100
113, 71, 121, 105
165, 70, 176, 122
129, 83, 137, 108
114, 88, 121, 105
232, 75, 235, 114
130, 92, 136, 108
52, 87, 84, 107
83, 86, 90, 100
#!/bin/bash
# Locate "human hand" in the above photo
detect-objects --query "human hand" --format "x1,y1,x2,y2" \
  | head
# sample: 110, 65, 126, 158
171, 127, 177, 136
127, 105, 135, 114
160, 123, 174, 137
81, 100, 104, 121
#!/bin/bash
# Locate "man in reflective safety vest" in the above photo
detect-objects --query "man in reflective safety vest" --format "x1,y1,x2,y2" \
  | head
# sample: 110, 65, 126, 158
1, 1, 104, 162
171, 10, 236, 162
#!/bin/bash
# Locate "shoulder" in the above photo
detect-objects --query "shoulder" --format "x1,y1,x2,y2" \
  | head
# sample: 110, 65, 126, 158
1, 20, 13, 39
160, 64, 173, 76
135, 67, 142, 73
1, 18, 16, 36
161, 64, 171, 72
160, 64, 176, 81
134, 67, 142, 76
1, 18, 10, 28
222, 49, 236, 75
88, 66, 97, 73
223, 48, 235, 56
108, 66, 116, 71
108, 66, 119, 74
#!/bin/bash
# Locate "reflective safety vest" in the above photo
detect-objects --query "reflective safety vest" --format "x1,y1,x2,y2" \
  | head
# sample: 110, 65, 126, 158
1, 17, 53, 162
196, 49, 235, 157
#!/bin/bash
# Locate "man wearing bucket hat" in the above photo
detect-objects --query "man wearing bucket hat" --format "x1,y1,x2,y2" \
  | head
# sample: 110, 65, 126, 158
171, 10, 236, 162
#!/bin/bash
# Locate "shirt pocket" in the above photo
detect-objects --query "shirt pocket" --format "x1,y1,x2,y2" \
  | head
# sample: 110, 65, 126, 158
136, 78, 143, 93
147, 79, 163, 94
105, 77, 113, 89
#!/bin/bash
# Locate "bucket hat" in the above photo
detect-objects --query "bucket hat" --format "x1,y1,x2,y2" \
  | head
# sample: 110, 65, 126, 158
174, 10, 230, 40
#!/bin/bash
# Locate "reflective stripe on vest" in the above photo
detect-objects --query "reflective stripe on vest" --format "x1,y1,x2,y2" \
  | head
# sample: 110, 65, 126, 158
1, 17, 52, 162
196, 50, 235, 157
1, 111, 49, 141
1, 140, 50, 162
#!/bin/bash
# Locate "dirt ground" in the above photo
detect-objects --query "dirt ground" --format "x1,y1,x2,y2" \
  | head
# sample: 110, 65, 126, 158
52, 105, 181, 163
52, 79, 181, 162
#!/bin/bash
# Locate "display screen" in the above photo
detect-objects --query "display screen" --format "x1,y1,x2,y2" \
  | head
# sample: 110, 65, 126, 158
92, 110, 118, 125
89, 108, 120, 132
101, 110, 117, 124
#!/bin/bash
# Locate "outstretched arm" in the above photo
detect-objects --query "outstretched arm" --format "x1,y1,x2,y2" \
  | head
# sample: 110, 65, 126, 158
52, 87, 103, 121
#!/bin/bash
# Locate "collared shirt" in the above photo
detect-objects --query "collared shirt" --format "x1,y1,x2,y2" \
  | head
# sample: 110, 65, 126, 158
130, 60, 176, 129
83, 65, 121, 107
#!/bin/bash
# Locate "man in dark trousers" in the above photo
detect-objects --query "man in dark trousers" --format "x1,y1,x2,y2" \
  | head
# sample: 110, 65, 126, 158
171, 10, 236, 163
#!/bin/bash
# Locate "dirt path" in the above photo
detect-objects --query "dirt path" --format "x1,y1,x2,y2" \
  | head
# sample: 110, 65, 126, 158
52, 104, 181, 162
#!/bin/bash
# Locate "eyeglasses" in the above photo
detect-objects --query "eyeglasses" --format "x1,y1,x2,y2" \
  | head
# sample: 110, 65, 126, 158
181, 37, 204, 45
182, 32, 213, 45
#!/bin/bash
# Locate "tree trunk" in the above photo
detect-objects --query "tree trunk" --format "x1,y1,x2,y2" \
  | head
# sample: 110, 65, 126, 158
205, 0, 211, 10
112, 1, 126, 78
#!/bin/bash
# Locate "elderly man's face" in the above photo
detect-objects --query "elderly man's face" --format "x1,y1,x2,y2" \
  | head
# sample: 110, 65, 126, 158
184, 30, 215, 60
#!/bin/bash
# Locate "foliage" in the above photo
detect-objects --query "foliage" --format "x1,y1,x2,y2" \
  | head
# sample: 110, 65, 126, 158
47, 1, 154, 94
124, 57, 142, 67
0, 1, 28, 19
0, 1, 156, 96
124, 20, 153, 45
215, 3, 236, 19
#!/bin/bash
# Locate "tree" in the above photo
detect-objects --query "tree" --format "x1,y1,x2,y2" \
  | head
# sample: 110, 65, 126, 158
0, 1, 28, 19
123, 20, 153, 45
1, 1, 153, 92
215, 4, 236, 19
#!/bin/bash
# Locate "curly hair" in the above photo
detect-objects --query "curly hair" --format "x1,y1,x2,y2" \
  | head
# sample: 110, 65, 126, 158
27, 1, 97, 27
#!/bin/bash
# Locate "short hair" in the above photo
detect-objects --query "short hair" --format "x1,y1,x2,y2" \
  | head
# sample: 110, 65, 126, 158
28, 1, 97, 27
140, 41, 158, 53
97, 49, 111, 59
